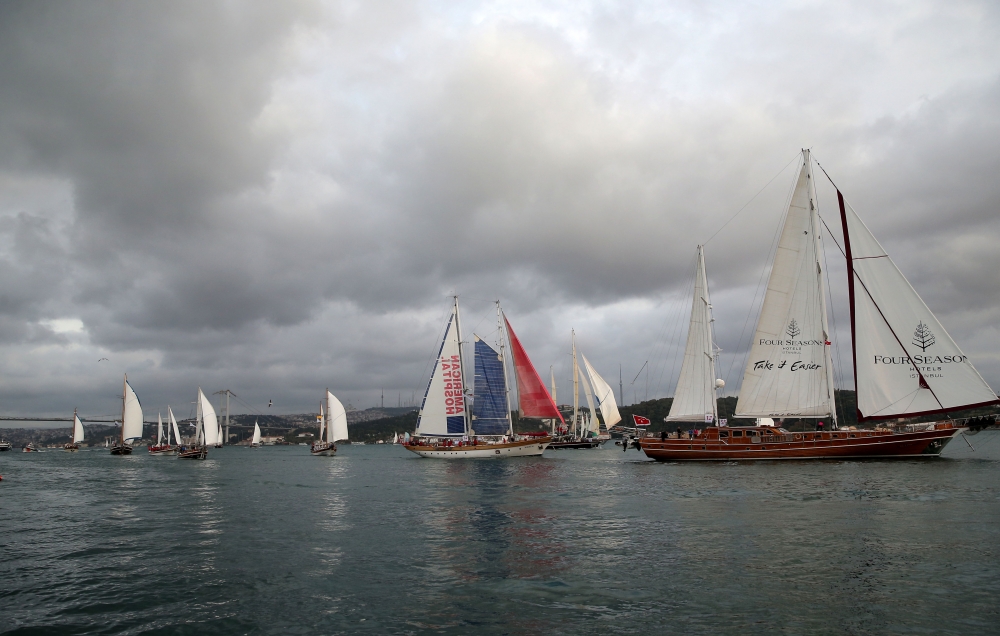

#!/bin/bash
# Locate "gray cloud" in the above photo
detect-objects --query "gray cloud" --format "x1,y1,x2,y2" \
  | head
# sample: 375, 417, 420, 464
1, 0, 998, 419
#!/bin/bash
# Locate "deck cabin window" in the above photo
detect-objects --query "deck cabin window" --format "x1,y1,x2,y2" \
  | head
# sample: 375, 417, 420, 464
720, 431, 729, 438
732, 430, 743, 437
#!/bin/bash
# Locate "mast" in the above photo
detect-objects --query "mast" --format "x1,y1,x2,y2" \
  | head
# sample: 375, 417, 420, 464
572, 330, 579, 437
550, 365, 557, 434
453, 295, 471, 436
497, 300, 514, 436
805, 152, 838, 427
120, 374, 127, 444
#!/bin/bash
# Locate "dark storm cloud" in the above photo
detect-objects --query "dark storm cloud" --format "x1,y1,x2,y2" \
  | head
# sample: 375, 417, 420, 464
1, 0, 998, 417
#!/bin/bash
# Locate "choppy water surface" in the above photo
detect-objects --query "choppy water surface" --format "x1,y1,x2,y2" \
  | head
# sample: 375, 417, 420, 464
2, 433, 1000, 635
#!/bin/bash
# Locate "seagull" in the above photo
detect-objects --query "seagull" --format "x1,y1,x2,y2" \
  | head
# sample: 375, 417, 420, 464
268, 400, 272, 408
98, 358, 109, 362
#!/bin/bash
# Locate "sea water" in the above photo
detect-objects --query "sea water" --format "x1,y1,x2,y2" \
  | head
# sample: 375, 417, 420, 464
2, 433, 1000, 635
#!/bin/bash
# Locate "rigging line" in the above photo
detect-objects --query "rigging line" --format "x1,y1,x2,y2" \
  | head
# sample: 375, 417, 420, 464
723, 158, 801, 395
657, 252, 698, 398
703, 151, 803, 245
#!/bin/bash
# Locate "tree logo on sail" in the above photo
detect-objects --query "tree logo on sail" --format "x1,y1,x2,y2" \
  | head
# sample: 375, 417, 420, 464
912, 322, 936, 352
785, 319, 801, 339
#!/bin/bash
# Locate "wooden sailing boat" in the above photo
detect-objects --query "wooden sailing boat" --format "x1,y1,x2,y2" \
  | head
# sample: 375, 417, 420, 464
405, 298, 554, 458
311, 390, 347, 456
64, 409, 84, 451
111, 375, 143, 455
148, 411, 177, 455
178, 388, 214, 459
251, 421, 262, 447
641, 150, 999, 461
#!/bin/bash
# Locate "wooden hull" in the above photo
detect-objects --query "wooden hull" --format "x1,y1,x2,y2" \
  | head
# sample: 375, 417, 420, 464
639, 425, 961, 461
63, 444, 80, 452
405, 437, 551, 459
310, 442, 337, 456
178, 446, 207, 460
109, 444, 132, 455
148, 445, 177, 456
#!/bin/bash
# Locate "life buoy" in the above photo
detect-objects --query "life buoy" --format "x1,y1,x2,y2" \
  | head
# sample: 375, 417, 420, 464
794, 434, 801, 440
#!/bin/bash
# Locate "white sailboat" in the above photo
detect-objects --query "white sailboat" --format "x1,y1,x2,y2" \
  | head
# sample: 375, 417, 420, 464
149, 411, 177, 455
179, 388, 215, 459
311, 390, 347, 456
405, 298, 555, 458
111, 375, 143, 455
64, 409, 84, 451
550, 331, 621, 448
251, 421, 262, 448
641, 150, 998, 461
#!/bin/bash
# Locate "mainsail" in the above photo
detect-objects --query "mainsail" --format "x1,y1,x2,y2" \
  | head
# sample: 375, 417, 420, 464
667, 246, 719, 422
416, 302, 468, 437
123, 378, 144, 441
199, 388, 219, 446
838, 191, 1000, 420
736, 150, 836, 419
168, 406, 182, 445
252, 422, 262, 446
72, 411, 85, 444
581, 354, 622, 428
504, 315, 564, 423
578, 369, 599, 435
472, 336, 511, 435
327, 390, 349, 442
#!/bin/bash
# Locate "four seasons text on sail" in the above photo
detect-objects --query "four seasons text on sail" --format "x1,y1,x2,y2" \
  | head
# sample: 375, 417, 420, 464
441, 355, 464, 414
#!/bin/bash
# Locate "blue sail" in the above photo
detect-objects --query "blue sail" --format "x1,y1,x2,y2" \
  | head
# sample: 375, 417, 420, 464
473, 337, 509, 435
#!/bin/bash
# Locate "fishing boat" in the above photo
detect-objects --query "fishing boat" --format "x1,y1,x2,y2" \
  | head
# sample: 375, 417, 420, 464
111, 375, 143, 455
64, 409, 85, 451
178, 388, 215, 460
250, 421, 262, 448
311, 390, 348, 456
550, 330, 621, 449
404, 298, 554, 458
148, 411, 177, 455
640, 150, 999, 461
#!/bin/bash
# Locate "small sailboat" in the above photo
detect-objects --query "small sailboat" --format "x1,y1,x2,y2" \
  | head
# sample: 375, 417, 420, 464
550, 332, 621, 449
251, 421, 262, 448
405, 298, 554, 458
311, 390, 347, 456
178, 388, 214, 459
640, 150, 998, 461
148, 411, 177, 455
64, 409, 85, 451
111, 375, 143, 455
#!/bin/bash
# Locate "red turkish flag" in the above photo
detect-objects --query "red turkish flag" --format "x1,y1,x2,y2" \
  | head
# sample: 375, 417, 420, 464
632, 414, 651, 426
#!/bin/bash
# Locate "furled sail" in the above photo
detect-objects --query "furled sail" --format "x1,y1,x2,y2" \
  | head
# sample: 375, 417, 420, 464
199, 388, 219, 446
838, 192, 1000, 420
123, 379, 144, 441
667, 246, 719, 422
168, 406, 182, 445
252, 422, 262, 445
416, 306, 467, 437
736, 151, 836, 419
472, 336, 511, 435
581, 354, 622, 428
327, 390, 349, 442
73, 412, 85, 444
504, 315, 564, 423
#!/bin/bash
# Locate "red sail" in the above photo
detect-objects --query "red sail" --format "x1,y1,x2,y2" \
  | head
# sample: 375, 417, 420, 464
504, 315, 564, 423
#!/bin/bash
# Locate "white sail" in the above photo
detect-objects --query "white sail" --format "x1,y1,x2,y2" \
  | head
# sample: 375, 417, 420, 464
199, 388, 219, 446
415, 304, 468, 437
840, 195, 999, 419
157, 413, 164, 445
319, 403, 326, 441
667, 246, 719, 422
327, 390, 349, 443
736, 151, 835, 419
217, 412, 224, 445
252, 421, 262, 445
73, 412, 85, 443
123, 379, 144, 441
578, 368, 599, 435
581, 353, 622, 428
168, 406, 181, 445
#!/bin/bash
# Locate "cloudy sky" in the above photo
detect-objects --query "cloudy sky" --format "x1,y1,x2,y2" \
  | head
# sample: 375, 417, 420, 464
1, 0, 998, 421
